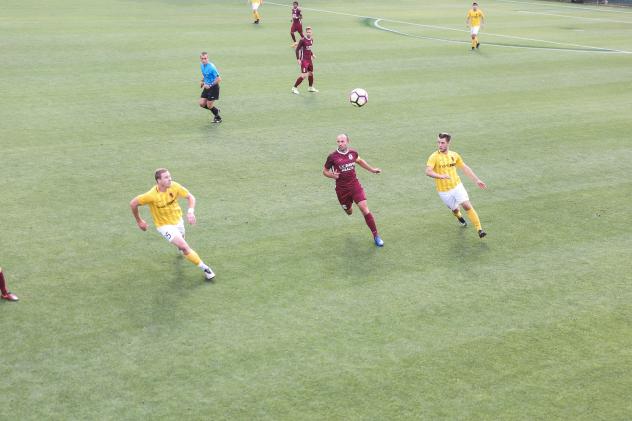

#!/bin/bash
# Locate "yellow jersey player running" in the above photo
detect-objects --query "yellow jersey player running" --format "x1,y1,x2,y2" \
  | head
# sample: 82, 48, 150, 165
466, 2, 486, 50
426, 133, 487, 238
250, 0, 263, 24
130, 168, 215, 280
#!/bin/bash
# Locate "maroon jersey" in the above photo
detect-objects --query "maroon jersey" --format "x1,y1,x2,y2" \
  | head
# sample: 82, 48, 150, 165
295, 36, 313, 60
324, 148, 361, 189
291, 7, 302, 23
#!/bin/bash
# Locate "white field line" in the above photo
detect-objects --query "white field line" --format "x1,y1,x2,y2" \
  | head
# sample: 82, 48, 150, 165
516, 9, 632, 24
266, 1, 632, 54
373, 18, 627, 52
493, 0, 632, 14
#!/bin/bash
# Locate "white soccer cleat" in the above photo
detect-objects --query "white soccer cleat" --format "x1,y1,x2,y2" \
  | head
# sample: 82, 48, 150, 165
308, 86, 319, 93
204, 267, 216, 280
1, 292, 19, 302
291, 87, 300, 95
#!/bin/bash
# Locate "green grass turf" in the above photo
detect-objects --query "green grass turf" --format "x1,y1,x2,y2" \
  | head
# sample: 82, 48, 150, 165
2, 0, 632, 418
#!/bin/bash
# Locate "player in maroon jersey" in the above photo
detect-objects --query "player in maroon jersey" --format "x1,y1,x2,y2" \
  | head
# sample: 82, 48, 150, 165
290, 2, 304, 46
0, 267, 19, 302
323, 134, 384, 247
291, 26, 318, 94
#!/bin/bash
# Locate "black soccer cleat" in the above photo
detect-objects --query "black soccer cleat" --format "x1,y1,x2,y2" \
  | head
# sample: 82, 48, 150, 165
476, 42, 480, 49
212, 116, 222, 124
458, 217, 467, 227
478, 229, 487, 238
254, 19, 259, 24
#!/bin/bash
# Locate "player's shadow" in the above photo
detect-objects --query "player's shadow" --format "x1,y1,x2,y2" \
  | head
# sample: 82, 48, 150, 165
147, 254, 210, 328
448, 227, 490, 262
341, 236, 382, 281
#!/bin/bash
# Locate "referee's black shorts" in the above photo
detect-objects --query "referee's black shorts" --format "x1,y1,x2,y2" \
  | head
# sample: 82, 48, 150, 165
201, 84, 220, 100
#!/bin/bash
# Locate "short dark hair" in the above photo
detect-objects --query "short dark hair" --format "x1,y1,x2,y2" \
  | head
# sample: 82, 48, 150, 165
473, 2, 478, 5
438, 132, 452, 142
154, 168, 169, 181
293, 1, 298, 4
200, 51, 208, 56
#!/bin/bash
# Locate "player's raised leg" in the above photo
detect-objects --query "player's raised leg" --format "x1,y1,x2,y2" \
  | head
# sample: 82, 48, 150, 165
293, 71, 306, 94
452, 209, 467, 226
171, 236, 216, 280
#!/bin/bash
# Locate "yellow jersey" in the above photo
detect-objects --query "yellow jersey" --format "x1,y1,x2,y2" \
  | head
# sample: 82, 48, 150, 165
136, 181, 190, 227
467, 9, 485, 27
426, 150, 464, 192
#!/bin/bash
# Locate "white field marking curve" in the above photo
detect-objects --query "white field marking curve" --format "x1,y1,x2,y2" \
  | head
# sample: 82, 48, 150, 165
515, 10, 632, 24
265, 1, 632, 54
373, 18, 631, 53
493, 0, 632, 15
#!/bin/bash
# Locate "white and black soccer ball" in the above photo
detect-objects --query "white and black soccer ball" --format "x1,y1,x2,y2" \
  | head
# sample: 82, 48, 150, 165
349, 88, 368, 107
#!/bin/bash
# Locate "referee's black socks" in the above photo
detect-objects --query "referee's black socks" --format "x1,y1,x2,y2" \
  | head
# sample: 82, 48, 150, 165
210, 107, 219, 116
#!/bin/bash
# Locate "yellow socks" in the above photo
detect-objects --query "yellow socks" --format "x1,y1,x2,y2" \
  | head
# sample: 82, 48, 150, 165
254, 11, 260, 20
452, 209, 463, 220
184, 249, 202, 266
466, 208, 482, 231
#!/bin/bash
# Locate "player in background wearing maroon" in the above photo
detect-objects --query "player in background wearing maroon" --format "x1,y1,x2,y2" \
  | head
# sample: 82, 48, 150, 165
0, 267, 18, 302
290, 2, 304, 47
292, 26, 318, 94
323, 134, 384, 247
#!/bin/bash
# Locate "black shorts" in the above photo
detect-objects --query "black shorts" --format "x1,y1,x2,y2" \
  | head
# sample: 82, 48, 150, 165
201, 84, 220, 101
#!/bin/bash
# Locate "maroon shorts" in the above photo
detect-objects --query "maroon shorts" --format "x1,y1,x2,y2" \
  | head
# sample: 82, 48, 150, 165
291, 22, 303, 34
335, 184, 366, 211
300, 59, 313, 73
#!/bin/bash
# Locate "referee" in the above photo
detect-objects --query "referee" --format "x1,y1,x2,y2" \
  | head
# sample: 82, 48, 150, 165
199, 52, 222, 124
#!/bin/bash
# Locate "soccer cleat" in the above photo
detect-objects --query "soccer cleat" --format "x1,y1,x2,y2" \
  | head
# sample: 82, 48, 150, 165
308, 86, 319, 93
254, 19, 259, 24
212, 116, 222, 124
1, 292, 19, 302
374, 235, 384, 247
204, 268, 216, 281
458, 216, 467, 227
471, 47, 475, 51
291, 87, 300, 95
476, 42, 480, 49
478, 230, 487, 238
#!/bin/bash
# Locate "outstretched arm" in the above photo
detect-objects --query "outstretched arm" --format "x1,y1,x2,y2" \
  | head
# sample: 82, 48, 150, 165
460, 164, 487, 189
356, 158, 381, 174
130, 198, 148, 231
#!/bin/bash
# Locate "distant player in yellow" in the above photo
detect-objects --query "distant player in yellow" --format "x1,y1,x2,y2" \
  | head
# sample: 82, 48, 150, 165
466, 2, 486, 50
426, 133, 487, 238
250, 0, 263, 24
130, 168, 215, 280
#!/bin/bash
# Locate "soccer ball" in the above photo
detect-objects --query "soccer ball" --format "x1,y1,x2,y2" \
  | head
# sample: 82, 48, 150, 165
349, 88, 368, 107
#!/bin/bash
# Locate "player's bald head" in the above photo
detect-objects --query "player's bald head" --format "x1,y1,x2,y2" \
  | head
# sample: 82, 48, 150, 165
337, 133, 349, 142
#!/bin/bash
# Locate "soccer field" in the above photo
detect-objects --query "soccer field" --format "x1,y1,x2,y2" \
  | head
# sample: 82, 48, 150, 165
2, 0, 632, 418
